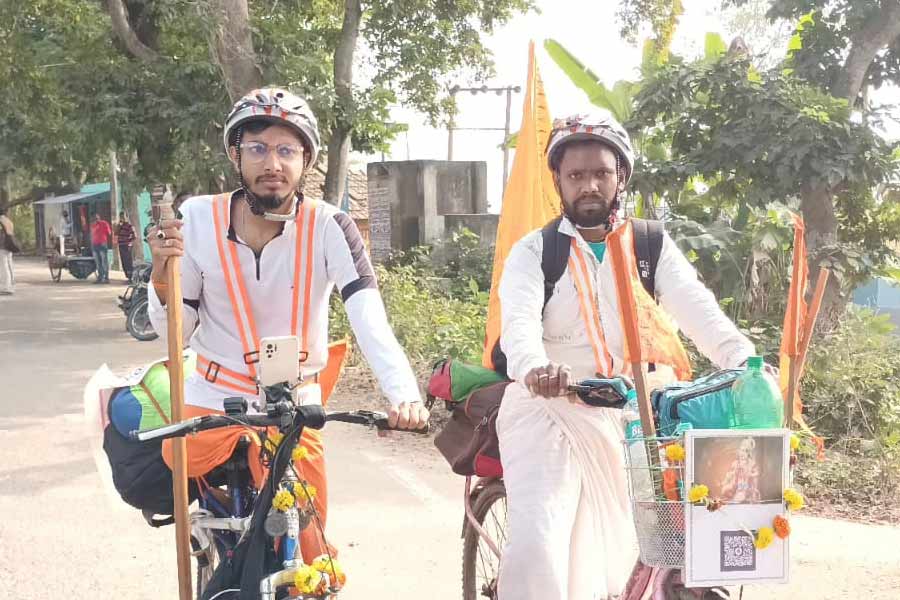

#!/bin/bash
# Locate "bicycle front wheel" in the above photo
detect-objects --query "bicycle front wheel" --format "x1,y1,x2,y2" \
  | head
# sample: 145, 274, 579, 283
462, 479, 507, 600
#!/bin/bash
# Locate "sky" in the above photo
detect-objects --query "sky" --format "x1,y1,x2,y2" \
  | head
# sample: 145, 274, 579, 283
354, 0, 900, 211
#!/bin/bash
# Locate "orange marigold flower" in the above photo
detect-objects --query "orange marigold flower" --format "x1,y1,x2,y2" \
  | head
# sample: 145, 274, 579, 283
773, 515, 791, 539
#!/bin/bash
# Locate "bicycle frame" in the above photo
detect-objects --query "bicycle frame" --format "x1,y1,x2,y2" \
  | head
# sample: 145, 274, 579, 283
136, 395, 423, 599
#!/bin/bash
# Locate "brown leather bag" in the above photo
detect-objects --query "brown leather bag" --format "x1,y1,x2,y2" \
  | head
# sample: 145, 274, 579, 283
434, 381, 510, 478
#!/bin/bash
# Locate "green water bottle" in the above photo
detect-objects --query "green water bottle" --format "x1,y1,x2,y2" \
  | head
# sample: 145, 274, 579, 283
732, 356, 784, 429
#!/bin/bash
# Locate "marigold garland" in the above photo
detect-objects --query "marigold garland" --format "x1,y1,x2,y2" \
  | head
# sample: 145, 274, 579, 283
312, 554, 347, 588
294, 564, 322, 595
292, 445, 310, 462
773, 515, 791, 539
754, 526, 775, 549
783, 488, 805, 511
272, 489, 295, 512
665, 443, 686, 463
688, 484, 709, 504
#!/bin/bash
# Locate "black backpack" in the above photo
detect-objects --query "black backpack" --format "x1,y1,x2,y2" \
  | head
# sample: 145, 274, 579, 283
491, 217, 664, 378
102, 386, 202, 525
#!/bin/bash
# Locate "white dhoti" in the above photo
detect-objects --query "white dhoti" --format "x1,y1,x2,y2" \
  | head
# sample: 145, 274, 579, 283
496, 381, 638, 600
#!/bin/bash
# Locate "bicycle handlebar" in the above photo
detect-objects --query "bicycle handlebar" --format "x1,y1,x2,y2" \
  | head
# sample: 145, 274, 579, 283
566, 377, 633, 408
131, 408, 429, 442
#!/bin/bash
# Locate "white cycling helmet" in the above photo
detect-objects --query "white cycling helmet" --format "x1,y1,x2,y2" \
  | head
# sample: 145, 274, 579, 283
223, 87, 321, 168
546, 110, 635, 185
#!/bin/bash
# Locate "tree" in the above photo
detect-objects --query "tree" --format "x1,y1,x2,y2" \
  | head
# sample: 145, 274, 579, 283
629, 54, 899, 321
94, 0, 535, 204
621, 2, 900, 319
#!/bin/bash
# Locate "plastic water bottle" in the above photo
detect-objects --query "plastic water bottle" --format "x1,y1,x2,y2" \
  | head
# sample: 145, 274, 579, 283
732, 356, 784, 429
623, 390, 654, 501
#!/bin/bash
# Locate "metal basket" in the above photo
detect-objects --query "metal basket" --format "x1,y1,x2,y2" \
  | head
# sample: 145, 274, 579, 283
623, 436, 687, 568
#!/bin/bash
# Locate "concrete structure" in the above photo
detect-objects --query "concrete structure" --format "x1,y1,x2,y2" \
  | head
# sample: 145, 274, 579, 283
853, 277, 900, 329
366, 160, 496, 262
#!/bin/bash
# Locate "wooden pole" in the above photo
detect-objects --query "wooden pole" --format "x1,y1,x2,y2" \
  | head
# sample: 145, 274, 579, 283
785, 268, 830, 427
153, 187, 192, 599
608, 226, 663, 497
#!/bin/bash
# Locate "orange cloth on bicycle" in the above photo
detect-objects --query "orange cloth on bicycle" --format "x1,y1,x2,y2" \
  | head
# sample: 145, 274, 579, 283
162, 341, 348, 561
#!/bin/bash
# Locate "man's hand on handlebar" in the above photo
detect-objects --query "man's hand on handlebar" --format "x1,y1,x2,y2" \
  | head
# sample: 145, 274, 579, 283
384, 401, 430, 436
524, 362, 571, 398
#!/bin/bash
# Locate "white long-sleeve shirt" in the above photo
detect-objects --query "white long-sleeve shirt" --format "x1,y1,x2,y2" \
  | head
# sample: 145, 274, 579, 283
498, 216, 754, 383
148, 191, 421, 410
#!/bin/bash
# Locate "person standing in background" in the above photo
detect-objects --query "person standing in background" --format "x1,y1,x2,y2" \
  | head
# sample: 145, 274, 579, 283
115, 211, 136, 281
91, 213, 112, 284
0, 206, 16, 295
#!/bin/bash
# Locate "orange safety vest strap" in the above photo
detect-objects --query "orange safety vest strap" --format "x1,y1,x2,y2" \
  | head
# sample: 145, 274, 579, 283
211, 194, 258, 380
197, 355, 258, 395
300, 201, 318, 352
569, 240, 614, 376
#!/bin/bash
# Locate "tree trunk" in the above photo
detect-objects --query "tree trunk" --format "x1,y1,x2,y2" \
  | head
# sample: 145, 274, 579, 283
210, 0, 262, 101
800, 183, 843, 326
831, 2, 900, 104
106, 0, 160, 62
323, 0, 361, 206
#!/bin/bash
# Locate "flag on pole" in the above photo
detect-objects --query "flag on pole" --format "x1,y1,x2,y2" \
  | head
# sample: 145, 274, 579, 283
606, 221, 692, 380
482, 41, 560, 368
779, 214, 826, 457
779, 213, 809, 424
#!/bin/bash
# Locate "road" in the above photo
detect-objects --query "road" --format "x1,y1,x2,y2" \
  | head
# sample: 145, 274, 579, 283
1, 257, 899, 599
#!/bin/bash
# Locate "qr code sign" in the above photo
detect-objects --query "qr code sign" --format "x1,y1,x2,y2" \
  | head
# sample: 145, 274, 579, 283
720, 530, 756, 572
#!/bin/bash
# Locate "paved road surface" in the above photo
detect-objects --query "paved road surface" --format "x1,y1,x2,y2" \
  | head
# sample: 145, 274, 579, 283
1, 257, 898, 599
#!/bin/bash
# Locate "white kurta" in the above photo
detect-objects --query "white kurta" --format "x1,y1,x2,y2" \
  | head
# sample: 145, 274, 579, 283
496, 217, 754, 599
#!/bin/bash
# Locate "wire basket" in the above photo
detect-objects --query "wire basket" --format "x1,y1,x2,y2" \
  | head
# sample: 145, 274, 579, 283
622, 435, 687, 568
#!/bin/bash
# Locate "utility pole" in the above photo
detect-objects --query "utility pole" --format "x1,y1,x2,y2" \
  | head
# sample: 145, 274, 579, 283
446, 84, 521, 196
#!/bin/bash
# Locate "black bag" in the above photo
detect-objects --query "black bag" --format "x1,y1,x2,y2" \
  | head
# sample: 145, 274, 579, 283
102, 386, 200, 521
0, 221, 21, 253
434, 381, 511, 477
490, 217, 664, 377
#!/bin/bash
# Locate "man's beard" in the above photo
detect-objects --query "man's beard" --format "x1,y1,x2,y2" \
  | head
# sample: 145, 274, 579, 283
249, 176, 295, 211
563, 194, 615, 228
253, 191, 292, 211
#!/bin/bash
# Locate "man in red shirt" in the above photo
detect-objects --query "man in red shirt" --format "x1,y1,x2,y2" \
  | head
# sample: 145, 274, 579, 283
91, 213, 112, 284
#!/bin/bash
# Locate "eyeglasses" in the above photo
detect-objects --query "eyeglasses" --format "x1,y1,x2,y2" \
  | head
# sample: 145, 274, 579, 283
239, 141, 305, 163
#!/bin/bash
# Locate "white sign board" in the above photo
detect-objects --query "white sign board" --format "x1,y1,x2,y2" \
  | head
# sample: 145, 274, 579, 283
684, 429, 791, 587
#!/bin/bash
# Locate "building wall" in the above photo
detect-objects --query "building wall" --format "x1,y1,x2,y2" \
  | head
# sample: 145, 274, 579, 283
366, 160, 488, 262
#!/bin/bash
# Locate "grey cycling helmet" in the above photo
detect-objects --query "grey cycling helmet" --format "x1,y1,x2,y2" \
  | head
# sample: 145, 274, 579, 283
546, 110, 635, 185
223, 87, 321, 168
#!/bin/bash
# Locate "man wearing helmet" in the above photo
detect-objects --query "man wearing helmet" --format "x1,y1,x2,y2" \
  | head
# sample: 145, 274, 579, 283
494, 111, 753, 599
146, 87, 428, 559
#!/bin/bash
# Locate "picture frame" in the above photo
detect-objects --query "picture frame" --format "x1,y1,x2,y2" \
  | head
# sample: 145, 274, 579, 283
684, 429, 791, 587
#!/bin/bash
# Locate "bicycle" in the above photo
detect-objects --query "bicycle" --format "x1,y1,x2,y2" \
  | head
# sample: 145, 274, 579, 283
457, 377, 633, 600
134, 381, 427, 599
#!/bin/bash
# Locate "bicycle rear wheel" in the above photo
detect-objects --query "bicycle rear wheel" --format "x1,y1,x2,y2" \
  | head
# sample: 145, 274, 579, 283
462, 479, 507, 600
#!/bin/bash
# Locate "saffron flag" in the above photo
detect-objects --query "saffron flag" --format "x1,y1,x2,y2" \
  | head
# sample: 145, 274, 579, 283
606, 221, 692, 380
779, 214, 809, 425
779, 214, 825, 457
482, 41, 560, 368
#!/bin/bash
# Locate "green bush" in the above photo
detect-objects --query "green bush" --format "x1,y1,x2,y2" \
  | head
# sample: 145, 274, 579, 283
802, 308, 900, 443
9, 203, 36, 250
330, 263, 487, 366
385, 228, 494, 300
